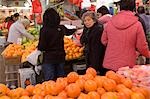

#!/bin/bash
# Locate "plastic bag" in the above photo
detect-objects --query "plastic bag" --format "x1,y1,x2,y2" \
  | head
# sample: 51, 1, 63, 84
34, 65, 42, 75
27, 49, 42, 66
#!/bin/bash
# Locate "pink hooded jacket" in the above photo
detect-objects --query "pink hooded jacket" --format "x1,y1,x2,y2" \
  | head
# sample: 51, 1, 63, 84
98, 14, 112, 25
101, 10, 150, 71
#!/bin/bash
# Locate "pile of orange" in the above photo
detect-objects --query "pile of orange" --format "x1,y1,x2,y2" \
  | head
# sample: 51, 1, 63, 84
0, 67, 149, 99
64, 37, 84, 60
1, 44, 24, 59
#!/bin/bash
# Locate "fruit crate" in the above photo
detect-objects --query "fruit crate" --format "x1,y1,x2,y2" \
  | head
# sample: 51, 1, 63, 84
3, 56, 21, 66
3, 56, 22, 88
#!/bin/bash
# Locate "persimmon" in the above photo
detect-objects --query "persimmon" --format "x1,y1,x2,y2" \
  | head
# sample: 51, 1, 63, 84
67, 72, 79, 83
122, 78, 133, 89
58, 91, 67, 98
131, 86, 149, 99
75, 78, 85, 91
101, 92, 118, 99
0, 84, 8, 96
103, 78, 117, 91
20, 96, 30, 99
8, 89, 21, 98
77, 93, 90, 99
97, 87, 106, 96
32, 94, 44, 99
86, 67, 97, 77
94, 76, 103, 88
21, 90, 30, 96
83, 73, 94, 80
115, 84, 127, 92
131, 92, 145, 99
25, 85, 34, 95
119, 88, 133, 99
33, 88, 43, 95
65, 83, 81, 98
117, 92, 130, 99
106, 71, 121, 84
84, 80, 97, 92
44, 95, 53, 99
45, 82, 59, 96
0, 96, 11, 99
56, 77, 68, 90
88, 91, 100, 99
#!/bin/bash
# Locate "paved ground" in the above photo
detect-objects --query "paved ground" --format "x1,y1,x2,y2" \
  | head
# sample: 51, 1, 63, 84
0, 47, 6, 84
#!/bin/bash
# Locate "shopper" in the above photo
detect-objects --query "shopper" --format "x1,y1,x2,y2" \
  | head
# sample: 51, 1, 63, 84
38, 8, 76, 81
80, 11, 105, 75
137, 6, 150, 35
97, 5, 112, 26
101, 0, 150, 72
7, 19, 35, 44
13, 13, 20, 22
7, 15, 15, 31
137, 6, 150, 64
6, 13, 20, 29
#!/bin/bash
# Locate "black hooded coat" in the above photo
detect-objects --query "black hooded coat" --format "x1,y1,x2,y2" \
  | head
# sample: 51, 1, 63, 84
38, 8, 76, 63
80, 22, 105, 71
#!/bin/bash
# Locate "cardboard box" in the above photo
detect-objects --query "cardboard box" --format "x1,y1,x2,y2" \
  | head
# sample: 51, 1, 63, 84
18, 68, 36, 88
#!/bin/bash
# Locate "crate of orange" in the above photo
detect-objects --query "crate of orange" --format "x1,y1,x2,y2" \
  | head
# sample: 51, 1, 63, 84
1, 43, 24, 65
3, 56, 22, 66
64, 36, 84, 61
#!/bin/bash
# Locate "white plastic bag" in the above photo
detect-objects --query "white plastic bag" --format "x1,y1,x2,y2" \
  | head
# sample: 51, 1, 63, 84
34, 65, 42, 75
27, 49, 41, 66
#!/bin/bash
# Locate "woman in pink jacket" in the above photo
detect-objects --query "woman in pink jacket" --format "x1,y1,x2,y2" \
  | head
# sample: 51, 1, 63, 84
101, 0, 150, 72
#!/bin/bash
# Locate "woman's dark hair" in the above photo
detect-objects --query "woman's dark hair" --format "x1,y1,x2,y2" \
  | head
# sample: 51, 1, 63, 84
120, 0, 136, 11
137, 6, 145, 14
80, 8, 88, 18
10, 15, 14, 21
14, 13, 19, 17
82, 11, 98, 23
97, 6, 110, 16
43, 8, 60, 27
5, 17, 11, 22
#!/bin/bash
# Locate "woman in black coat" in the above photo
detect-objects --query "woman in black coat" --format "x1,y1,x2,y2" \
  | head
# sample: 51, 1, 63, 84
38, 8, 76, 81
80, 11, 105, 75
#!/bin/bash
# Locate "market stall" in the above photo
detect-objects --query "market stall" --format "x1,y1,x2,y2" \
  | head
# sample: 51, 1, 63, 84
0, 0, 150, 98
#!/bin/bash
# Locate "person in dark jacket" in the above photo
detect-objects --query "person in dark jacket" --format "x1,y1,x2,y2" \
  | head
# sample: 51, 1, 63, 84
137, 6, 150, 63
137, 6, 150, 35
80, 11, 105, 75
38, 8, 76, 81
135, 13, 147, 34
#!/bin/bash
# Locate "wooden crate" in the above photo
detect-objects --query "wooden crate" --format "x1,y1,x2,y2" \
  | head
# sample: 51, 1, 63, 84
3, 56, 21, 66
3, 56, 21, 88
